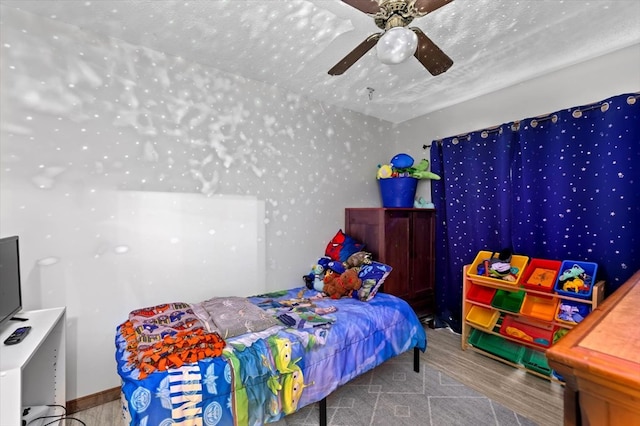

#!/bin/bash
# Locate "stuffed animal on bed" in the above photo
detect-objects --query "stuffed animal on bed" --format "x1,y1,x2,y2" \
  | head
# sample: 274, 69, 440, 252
310, 264, 325, 292
303, 257, 332, 291
343, 251, 372, 270
323, 268, 362, 299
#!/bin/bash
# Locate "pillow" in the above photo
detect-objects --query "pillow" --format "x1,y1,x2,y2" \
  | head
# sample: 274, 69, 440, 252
191, 297, 279, 338
356, 262, 392, 301
325, 229, 365, 263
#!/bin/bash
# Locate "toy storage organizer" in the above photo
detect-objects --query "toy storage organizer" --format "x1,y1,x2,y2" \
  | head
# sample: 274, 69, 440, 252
461, 260, 605, 383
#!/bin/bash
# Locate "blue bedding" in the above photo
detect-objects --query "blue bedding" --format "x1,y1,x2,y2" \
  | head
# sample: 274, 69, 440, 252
116, 287, 427, 425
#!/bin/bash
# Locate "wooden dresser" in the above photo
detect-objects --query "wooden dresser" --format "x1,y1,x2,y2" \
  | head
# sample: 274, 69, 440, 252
345, 208, 436, 320
546, 269, 640, 426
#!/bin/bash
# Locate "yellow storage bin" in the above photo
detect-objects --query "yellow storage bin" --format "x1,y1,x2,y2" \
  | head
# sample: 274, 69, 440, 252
466, 305, 500, 330
467, 250, 529, 286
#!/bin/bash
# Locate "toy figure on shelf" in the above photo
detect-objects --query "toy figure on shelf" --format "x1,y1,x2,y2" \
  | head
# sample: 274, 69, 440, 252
476, 248, 519, 281
559, 264, 585, 281
376, 164, 393, 179
414, 196, 435, 209
557, 302, 589, 323
410, 159, 441, 180
377, 153, 441, 181
563, 278, 584, 293
557, 264, 593, 294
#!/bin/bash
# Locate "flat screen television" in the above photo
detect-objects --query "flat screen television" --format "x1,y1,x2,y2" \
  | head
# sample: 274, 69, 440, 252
0, 235, 22, 328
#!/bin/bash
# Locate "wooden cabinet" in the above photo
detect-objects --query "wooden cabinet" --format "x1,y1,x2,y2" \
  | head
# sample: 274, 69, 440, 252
461, 264, 604, 382
345, 208, 436, 319
546, 269, 640, 426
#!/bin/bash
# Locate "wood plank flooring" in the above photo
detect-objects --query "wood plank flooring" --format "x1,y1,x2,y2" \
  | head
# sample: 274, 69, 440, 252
70, 325, 563, 425
422, 326, 564, 426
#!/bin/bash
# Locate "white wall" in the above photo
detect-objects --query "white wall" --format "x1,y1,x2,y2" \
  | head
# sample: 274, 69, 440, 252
0, 6, 396, 400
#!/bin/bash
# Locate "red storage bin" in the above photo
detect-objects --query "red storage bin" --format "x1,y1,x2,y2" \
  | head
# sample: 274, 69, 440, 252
466, 283, 497, 305
499, 315, 556, 348
522, 258, 562, 293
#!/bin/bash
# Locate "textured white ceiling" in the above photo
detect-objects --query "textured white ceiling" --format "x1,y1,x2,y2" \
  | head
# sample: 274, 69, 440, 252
2, 0, 640, 123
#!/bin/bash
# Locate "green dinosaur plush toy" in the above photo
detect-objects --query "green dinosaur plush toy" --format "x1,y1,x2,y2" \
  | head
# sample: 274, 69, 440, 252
410, 159, 441, 180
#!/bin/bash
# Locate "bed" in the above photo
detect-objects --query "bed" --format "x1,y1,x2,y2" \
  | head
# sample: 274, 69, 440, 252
115, 286, 427, 426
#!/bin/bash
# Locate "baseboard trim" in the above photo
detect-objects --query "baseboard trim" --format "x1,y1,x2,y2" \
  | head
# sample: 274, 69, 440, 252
66, 387, 120, 414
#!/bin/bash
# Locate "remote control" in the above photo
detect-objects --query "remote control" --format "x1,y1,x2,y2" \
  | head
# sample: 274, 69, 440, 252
4, 326, 31, 345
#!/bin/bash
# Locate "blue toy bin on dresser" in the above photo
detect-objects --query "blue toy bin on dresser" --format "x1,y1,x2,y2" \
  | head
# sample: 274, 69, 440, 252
379, 177, 418, 208
553, 260, 598, 300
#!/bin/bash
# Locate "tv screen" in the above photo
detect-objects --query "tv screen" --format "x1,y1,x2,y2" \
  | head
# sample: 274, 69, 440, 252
0, 236, 22, 328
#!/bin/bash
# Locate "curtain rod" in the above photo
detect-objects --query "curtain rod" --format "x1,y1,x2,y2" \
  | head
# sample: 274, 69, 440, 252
425, 92, 640, 147
429, 124, 503, 146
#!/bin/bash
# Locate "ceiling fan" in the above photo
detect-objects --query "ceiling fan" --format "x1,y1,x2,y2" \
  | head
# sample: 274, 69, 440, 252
328, 0, 454, 76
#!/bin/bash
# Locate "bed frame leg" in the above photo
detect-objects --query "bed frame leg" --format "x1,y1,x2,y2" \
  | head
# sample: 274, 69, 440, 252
319, 397, 327, 426
316, 348, 419, 425
316, 350, 417, 425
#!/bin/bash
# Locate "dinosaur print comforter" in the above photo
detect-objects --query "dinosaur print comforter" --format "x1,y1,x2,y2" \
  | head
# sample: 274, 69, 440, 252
115, 287, 427, 426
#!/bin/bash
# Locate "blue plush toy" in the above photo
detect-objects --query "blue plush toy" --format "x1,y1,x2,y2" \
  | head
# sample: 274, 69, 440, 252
390, 153, 414, 169
303, 257, 332, 291
414, 197, 435, 209
311, 264, 325, 292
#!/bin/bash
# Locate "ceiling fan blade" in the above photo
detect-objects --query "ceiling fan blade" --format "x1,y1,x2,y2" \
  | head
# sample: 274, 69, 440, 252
328, 33, 382, 76
411, 27, 453, 76
340, 0, 381, 15
414, 0, 454, 16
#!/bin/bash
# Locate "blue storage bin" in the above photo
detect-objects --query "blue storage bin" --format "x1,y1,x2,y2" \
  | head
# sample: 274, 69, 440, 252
556, 299, 591, 325
554, 260, 598, 300
378, 177, 418, 208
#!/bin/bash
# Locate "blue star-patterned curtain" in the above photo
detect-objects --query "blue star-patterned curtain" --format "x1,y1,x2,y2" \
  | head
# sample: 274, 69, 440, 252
430, 92, 640, 332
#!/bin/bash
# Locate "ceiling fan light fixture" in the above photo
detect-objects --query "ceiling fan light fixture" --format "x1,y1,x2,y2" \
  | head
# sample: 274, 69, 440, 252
375, 27, 418, 65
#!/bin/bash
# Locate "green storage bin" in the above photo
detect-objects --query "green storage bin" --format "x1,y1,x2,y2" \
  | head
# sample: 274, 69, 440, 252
491, 289, 526, 313
468, 329, 525, 364
521, 348, 552, 376
492, 316, 503, 333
